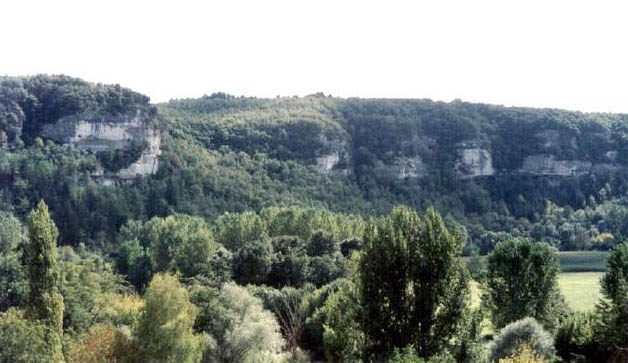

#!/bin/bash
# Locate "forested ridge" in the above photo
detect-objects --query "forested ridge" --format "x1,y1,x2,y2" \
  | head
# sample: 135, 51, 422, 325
2, 75, 628, 362
3, 75, 628, 252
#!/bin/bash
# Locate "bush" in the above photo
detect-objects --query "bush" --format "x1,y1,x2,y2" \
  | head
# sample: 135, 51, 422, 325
66, 324, 137, 363
488, 317, 555, 362
0, 308, 52, 363
555, 313, 598, 361
199, 283, 287, 363
497, 344, 543, 363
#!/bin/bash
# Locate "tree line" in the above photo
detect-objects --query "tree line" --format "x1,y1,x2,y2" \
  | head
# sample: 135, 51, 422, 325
1, 202, 627, 362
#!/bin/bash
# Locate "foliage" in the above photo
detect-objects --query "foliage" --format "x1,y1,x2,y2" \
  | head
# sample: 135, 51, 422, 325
321, 279, 364, 362
233, 238, 274, 285
0, 308, 52, 363
116, 214, 222, 289
488, 317, 555, 362
0, 252, 26, 311
555, 312, 598, 362
593, 242, 628, 355
485, 238, 566, 331
0, 74, 152, 144
0, 210, 22, 253
66, 324, 137, 363
96, 140, 148, 172
60, 254, 134, 335
388, 347, 456, 363
24, 200, 64, 362
194, 282, 287, 363
359, 206, 469, 360
0, 211, 26, 311
136, 273, 206, 363
6, 74, 628, 362
497, 344, 543, 363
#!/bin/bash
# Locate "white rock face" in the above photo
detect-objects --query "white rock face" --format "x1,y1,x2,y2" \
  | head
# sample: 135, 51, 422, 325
606, 150, 618, 162
456, 146, 495, 178
519, 155, 617, 176
395, 156, 428, 179
117, 125, 161, 179
316, 152, 340, 172
314, 135, 349, 174
42, 110, 161, 179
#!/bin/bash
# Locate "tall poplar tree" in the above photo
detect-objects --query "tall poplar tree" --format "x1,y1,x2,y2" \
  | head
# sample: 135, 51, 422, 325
359, 206, 469, 360
25, 200, 64, 362
485, 238, 565, 331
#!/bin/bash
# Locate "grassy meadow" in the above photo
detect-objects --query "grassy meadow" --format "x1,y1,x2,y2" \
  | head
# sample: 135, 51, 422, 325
558, 272, 604, 311
471, 251, 608, 311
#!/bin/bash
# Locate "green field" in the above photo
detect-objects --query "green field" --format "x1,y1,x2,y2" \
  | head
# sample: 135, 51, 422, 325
558, 272, 604, 311
471, 272, 603, 311
470, 250, 608, 312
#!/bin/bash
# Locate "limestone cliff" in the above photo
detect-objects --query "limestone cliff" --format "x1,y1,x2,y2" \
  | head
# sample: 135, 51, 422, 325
519, 155, 617, 176
42, 109, 160, 180
455, 142, 495, 178
315, 136, 350, 174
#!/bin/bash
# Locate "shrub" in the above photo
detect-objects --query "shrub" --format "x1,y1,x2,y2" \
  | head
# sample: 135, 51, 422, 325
66, 324, 137, 363
0, 308, 51, 363
555, 312, 598, 361
488, 317, 555, 362
497, 344, 543, 363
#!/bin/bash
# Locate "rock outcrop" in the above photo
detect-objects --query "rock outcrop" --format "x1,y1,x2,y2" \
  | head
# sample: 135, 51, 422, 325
372, 156, 428, 179
315, 136, 349, 174
42, 109, 160, 180
519, 154, 617, 176
395, 156, 428, 179
456, 142, 495, 178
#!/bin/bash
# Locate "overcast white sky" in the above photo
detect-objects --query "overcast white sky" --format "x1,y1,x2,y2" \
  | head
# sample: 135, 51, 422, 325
2, 0, 628, 112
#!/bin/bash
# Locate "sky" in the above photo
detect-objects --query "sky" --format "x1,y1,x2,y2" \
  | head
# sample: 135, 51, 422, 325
2, 0, 628, 113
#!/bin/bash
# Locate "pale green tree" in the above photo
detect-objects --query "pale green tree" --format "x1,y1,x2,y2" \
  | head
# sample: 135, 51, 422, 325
136, 273, 206, 363
196, 283, 287, 363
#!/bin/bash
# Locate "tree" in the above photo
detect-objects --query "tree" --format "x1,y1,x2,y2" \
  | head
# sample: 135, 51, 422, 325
0, 308, 52, 363
485, 238, 565, 331
321, 280, 364, 362
60, 256, 133, 336
233, 238, 273, 285
359, 206, 469, 360
66, 324, 136, 363
307, 230, 339, 257
213, 211, 267, 251
555, 312, 598, 362
136, 273, 206, 363
0, 211, 22, 254
193, 283, 287, 363
0, 211, 26, 311
594, 242, 628, 356
24, 200, 64, 362
116, 215, 222, 289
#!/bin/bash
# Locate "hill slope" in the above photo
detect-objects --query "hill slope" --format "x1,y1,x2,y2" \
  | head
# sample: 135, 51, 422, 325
2, 75, 628, 252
